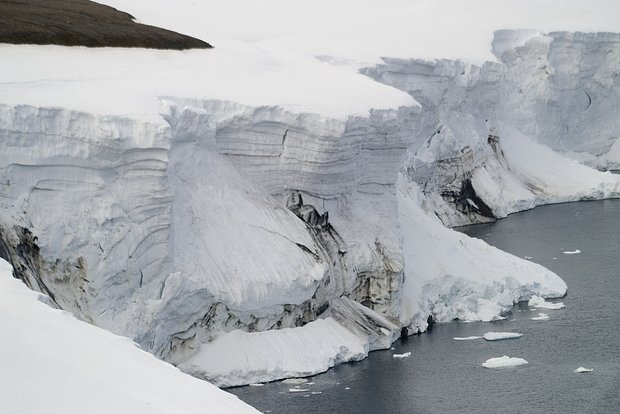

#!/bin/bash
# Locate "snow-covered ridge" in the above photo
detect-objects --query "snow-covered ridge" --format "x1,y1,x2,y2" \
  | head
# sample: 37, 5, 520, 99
0, 259, 259, 414
2, 29, 620, 386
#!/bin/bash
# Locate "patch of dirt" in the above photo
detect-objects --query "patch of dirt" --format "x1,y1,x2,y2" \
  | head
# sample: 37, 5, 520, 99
0, 0, 212, 49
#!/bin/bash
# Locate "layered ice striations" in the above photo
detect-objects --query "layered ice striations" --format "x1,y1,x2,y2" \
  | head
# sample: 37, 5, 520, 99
1, 31, 620, 385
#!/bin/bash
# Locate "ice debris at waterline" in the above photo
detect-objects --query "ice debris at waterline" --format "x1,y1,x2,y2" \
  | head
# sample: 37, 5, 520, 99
288, 387, 310, 393
563, 249, 582, 255
483, 332, 523, 341
574, 367, 594, 373
528, 296, 565, 309
482, 356, 529, 369
282, 378, 309, 385
454, 336, 483, 341
393, 352, 412, 358
531, 313, 550, 321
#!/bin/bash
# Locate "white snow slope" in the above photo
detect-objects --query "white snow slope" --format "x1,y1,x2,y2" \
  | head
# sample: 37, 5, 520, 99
0, 259, 258, 414
1, 0, 620, 387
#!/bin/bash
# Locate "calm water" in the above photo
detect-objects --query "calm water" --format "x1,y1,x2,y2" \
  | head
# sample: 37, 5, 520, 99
230, 200, 620, 413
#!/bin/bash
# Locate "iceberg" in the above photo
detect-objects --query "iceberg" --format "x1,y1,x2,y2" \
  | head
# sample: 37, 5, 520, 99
483, 332, 523, 341
563, 250, 582, 255
531, 313, 550, 321
482, 356, 529, 369
574, 367, 594, 373
393, 352, 412, 358
528, 296, 566, 309
453, 336, 483, 341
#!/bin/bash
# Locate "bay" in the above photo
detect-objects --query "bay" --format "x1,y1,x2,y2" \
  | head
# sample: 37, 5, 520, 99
230, 199, 620, 413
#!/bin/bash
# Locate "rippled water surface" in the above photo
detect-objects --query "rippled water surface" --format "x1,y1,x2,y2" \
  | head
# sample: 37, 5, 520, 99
230, 200, 620, 413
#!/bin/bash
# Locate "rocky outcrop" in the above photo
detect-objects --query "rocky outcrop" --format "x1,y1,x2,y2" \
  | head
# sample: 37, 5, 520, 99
0, 0, 212, 49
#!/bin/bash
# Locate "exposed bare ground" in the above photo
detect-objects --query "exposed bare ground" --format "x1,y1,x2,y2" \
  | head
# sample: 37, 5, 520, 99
0, 0, 212, 49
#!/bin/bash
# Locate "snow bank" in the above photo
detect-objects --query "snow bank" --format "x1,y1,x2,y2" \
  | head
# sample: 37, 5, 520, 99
482, 356, 529, 369
528, 296, 566, 310
465, 127, 620, 222
178, 317, 367, 387
398, 180, 567, 332
483, 332, 523, 341
0, 259, 258, 414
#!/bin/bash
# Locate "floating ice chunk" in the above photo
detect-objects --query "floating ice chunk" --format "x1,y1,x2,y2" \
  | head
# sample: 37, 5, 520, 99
531, 313, 549, 321
574, 367, 594, 373
563, 249, 581, 255
311, 391, 322, 395
524, 256, 533, 260
345, 387, 351, 390
249, 383, 264, 387
483, 332, 523, 341
528, 295, 565, 309
282, 378, 308, 385
393, 352, 412, 358
453, 336, 482, 341
482, 356, 528, 368
288, 388, 309, 393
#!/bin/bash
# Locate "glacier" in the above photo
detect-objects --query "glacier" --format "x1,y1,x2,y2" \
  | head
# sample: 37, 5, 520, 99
2, 0, 620, 390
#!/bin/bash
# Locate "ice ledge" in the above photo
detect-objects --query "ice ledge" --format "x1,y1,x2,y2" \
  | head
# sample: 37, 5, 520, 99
178, 298, 399, 387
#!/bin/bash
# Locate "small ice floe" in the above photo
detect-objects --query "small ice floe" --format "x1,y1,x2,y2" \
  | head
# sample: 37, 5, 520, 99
288, 388, 310, 393
482, 356, 528, 369
282, 378, 308, 385
483, 332, 523, 341
528, 295, 565, 309
345, 387, 351, 390
563, 249, 581, 255
311, 391, 322, 395
453, 336, 482, 341
531, 313, 550, 321
574, 367, 594, 373
552, 257, 557, 260
393, 352, 412, 358
249, 383, 264, 387
524, 256, 533, 260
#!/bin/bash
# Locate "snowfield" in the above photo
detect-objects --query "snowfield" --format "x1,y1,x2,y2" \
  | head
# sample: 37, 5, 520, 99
1, 0, 620, 389
0, 259, 258, 414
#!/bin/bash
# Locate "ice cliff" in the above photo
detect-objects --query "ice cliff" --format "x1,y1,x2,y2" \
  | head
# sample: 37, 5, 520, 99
1, 30, 620, 386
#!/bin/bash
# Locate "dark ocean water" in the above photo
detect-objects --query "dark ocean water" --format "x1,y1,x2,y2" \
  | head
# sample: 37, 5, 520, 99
230, 200, 620, 413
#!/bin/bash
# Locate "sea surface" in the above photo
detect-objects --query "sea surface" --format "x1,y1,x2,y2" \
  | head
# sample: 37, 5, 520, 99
230, 199, 620, 413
